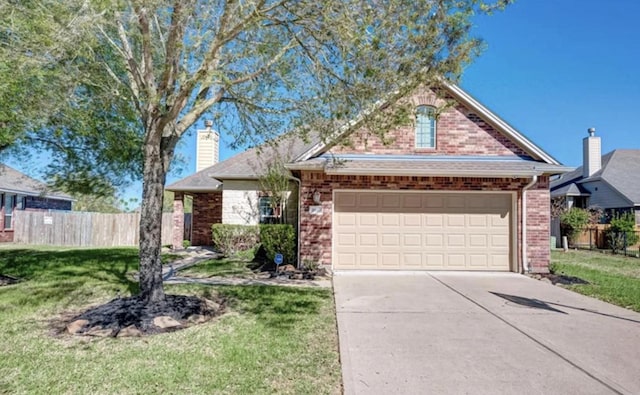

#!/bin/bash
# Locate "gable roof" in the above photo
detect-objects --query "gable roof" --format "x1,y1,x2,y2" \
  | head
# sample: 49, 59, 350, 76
166, 132, 320, 192
169, 82, 568, 191
0, 164, 73, 200
295, 82, 562, 166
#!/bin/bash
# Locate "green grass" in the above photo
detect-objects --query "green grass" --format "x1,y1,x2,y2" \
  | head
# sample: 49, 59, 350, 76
0, 247, 341, 394
180, 257, 256, 278
550, 250, 640, 312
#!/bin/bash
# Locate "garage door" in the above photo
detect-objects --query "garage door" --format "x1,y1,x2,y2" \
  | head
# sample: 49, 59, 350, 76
333, 191, 512, 271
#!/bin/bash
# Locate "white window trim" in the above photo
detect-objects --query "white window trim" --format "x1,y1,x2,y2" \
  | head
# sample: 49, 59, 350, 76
415, 105, 437, 149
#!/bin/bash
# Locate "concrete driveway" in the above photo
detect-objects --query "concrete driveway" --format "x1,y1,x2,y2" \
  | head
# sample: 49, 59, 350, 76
334, 272, 640, 395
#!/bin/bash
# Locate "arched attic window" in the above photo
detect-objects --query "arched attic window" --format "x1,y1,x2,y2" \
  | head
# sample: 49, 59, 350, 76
415, 105, 436, 149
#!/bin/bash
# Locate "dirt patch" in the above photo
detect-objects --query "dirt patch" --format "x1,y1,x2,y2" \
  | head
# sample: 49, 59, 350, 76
530, 273, 590, 286
0, 274, 20, 286
53, 294, 225, 338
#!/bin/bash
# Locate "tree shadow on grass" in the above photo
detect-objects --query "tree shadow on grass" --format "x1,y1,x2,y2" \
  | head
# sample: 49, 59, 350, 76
0, 248, 139, 307
216, 285, 331, 330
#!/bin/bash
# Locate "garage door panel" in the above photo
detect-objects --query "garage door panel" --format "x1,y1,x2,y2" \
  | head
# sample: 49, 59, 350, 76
358, 253, 379, 268
491, 234, 509, 248
381, 194, 401, 208
469, 234, 488, 247
335, 192, 357, 209
404, 234, 421, 246
358, 194, 378, 208
334, 192, 512, 271
336, 233, 356, 247
424, 196, 444, 208
381, 214, 400, 226
403, 214, 422, 226
359, 233, 378, 246
424, 214, 444, 227
336, 213, 357, 226
382, 234, 401, 247
447, 254, 466, 267
425, 234, 444, 247
425, 254, 444, 267
447, 234, 466, 247
446, 215, 465, 227
403, 254, 422, 266
381, 253, 400, 267
403, 195, 422, 208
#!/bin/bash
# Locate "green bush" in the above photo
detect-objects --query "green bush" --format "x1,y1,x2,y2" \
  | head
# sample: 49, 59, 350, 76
607, 212, 639, 251
560, 208, 589, 246
211, 224, 260, 257
259, 224, 296, 266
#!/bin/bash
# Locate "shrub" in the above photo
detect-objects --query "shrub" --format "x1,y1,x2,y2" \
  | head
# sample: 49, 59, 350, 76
560, 208, 589, 246
182, 240, 191, 248
259, 224, 296, 266
607, 212, 639, 252
211, 224, 260, 257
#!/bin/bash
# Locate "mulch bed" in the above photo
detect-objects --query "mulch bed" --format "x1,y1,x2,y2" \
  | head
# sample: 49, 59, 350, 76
0, 274, 20, 286
55, 294, 226, 338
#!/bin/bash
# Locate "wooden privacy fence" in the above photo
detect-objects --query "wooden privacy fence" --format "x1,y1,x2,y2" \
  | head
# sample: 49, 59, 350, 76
13, 211, 174, 247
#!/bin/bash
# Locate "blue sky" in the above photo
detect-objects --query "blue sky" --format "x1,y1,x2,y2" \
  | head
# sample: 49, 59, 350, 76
172, 0, 640, 182
8, 0, 640, 203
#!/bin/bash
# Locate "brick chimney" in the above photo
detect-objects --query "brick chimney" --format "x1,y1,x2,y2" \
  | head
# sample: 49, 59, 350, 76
582, 127, 601, 178
195, 120, 219, 172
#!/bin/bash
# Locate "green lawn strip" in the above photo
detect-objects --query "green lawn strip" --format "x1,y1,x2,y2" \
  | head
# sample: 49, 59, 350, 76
179, 257, 255, 278
551, 250, 640, 279
0, 248, 341, 394
550, 251, 640, 312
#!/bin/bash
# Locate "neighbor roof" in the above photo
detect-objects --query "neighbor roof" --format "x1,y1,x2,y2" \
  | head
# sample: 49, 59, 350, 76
550, 149, 640, 205
0, 164, 73, 200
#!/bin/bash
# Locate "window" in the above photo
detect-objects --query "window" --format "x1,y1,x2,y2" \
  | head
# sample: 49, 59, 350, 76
415, 105, 436, 148
259, 196, 274, 224
4, 194, 15, 229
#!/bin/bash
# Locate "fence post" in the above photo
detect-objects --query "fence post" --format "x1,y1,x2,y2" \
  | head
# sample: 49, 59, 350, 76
624, 231, 627, 256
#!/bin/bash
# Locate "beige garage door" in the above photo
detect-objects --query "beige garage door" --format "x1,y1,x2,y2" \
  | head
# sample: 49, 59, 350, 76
333, 191, 512, 271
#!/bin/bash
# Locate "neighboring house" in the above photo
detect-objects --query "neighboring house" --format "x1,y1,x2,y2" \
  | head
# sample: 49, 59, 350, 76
167, 83, 569, 273
551, 128, 640, 224
0, 164, 73, 242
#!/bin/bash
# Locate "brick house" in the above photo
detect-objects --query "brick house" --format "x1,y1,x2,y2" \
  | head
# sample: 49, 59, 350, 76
167, 83, 569, 273
0, 164, 73, 242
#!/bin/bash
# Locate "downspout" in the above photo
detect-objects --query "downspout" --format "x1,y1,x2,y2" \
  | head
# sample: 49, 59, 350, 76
521, 175, 538, 273
287, 173, 302, 269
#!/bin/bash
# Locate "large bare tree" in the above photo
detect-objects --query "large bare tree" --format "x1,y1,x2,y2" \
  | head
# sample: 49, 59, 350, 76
3, 0, 510, 305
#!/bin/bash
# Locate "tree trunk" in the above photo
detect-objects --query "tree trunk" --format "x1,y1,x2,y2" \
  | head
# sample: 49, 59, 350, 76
138, 126, 173, 305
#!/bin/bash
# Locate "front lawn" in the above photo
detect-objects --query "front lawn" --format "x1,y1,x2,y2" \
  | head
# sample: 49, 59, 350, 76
550, 249, 640, 312
0, 247, 341, 394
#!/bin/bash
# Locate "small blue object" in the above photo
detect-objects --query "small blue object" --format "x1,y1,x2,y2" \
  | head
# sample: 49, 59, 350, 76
274, 253, 284, 265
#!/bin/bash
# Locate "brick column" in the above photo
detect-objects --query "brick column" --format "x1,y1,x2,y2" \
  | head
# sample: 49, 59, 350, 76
172, 192, 184, 249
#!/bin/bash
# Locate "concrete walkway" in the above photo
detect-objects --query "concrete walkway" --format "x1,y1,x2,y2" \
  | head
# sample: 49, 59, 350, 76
334, 272, 640, 395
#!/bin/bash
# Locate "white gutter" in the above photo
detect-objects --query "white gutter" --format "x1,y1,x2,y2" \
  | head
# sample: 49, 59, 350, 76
521, 175, 538, 273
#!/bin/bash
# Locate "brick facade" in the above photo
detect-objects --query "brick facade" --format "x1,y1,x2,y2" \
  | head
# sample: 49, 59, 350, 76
172, 193, 185, 249
525, 177, 551, 273
191, 192, 223, 246
331, 88, 529, 158
298, 172, 551, 273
